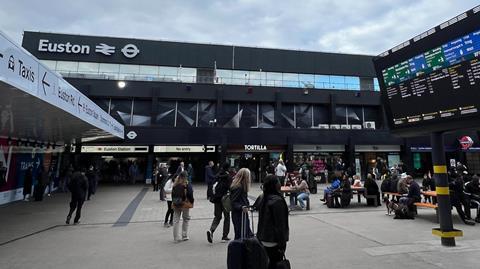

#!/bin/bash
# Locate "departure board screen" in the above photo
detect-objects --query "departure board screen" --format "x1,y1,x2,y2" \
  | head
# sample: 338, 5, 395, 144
374, 8, 480, 136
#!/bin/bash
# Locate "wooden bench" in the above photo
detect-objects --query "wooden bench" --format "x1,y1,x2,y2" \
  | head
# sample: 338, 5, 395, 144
414, 202, 438, 222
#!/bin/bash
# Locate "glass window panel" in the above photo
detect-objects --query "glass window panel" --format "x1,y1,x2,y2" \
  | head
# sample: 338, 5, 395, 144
176, 101, 198, 127
119, 64, 140, 75
295, 104, 313, 128
314, 105, 329, 126
180, 67, 197, 83
221, 102, 239, 128
99, 63, 119, 74
198, 101, 216, 127
347, 106, 363, 125
279, 103, 295, 128
215, 69, 232, 84
56, 61, 78, 72
41, 60, 57, 70
335, 105, 347, 124
374, 78, 380, 91
139, 65, 159, 75
110, 99, 132, 126
330, 76, 345, 89
155, 101, 176, 127
259, 103, 275, 128
266, 72, 283, 87
131, 100, 152, 126
159, 66, 179, 81
232, 70, 249, 85
282, 73, 299, 88
363, 106, 381, 129
345, 76, 360, 90
248, 71, 264, 86
314, 75, 330, 89
299, 74, 315, 88
78, 62, 99, 73
239, 103, 258, 128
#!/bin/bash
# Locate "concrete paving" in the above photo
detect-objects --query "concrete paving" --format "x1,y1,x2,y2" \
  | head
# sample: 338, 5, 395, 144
1, 183, 480, 269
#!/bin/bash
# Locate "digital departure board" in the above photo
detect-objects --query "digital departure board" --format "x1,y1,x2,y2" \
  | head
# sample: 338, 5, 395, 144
374, 6, 480, 136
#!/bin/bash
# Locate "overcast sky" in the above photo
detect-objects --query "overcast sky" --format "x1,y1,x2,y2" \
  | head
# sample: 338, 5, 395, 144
1, 0, 479, 55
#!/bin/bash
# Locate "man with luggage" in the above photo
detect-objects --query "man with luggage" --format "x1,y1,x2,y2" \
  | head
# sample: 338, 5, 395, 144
66, 168, 88, 225
207, 163, 232, 243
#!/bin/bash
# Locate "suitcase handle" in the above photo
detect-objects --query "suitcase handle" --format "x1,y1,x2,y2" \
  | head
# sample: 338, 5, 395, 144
240, 207, 255, 239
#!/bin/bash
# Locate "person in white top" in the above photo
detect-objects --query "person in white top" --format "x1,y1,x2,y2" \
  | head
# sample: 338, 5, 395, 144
163, 176, 174, 227
275, 160, 287, 186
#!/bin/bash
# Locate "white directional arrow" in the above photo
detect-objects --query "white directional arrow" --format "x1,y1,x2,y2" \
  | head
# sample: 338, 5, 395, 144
41, 71, 50, 95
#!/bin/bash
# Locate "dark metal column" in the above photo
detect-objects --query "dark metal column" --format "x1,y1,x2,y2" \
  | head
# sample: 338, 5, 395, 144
431, 131, 462, 246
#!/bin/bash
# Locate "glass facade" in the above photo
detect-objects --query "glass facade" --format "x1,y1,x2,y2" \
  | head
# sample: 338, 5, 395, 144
131, 100, 152, 126
110, 99, 133, 126
155, 101, 176, 127
41, 60, 374, 91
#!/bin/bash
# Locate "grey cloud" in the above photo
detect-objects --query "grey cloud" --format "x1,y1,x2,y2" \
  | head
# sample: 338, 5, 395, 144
1, 0, 479, 55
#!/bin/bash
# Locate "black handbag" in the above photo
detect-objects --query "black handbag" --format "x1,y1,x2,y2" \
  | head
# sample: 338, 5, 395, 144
276, 253, 291, 269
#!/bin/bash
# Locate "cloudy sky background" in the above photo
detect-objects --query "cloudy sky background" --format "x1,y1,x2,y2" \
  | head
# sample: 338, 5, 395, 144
1, 0, 479, 55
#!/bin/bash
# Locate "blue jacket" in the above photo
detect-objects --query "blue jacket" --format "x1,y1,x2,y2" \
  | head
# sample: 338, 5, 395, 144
205, 165, 215, 184
328, 178, 341, 190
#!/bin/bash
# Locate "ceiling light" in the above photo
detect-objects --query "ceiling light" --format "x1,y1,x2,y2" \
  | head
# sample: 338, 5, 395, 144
117, 81, 126, 89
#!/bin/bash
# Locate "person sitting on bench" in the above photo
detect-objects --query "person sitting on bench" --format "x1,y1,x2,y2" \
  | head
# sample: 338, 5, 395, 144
421, 172, 435, 203
290, 177, 310, 210
464, 175, 480, 223
321, 172, 341, 204
399, 175, 421, 207
364, 173, 381, 206
397, 173, 409, 195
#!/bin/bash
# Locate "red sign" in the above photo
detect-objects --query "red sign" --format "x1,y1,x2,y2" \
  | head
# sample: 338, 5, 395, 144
459, 136, 474, 150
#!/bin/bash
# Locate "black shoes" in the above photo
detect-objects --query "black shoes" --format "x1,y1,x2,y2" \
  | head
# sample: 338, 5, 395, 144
66, 215, 71, 225
207, 230, 213, 243
464, 219, 475, 226
221, 237, 231, 242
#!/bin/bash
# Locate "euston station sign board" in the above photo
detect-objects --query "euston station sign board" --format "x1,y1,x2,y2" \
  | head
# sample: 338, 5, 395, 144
0, 31, 124, 138
373, 7, 480, 136
82, 146, 149, 153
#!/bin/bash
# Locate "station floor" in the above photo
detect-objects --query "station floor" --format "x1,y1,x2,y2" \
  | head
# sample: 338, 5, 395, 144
1, 183, 480, 269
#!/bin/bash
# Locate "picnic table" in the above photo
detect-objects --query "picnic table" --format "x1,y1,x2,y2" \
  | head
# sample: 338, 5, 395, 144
351, 186, 365, 203
281, 186, 310, 210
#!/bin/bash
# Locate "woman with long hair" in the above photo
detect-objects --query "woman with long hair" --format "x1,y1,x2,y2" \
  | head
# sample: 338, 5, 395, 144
230, 168, 252, 239
171, 171, 194, 242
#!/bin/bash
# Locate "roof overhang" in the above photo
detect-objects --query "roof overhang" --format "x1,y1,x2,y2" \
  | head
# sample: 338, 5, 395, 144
0, 31, 124, 144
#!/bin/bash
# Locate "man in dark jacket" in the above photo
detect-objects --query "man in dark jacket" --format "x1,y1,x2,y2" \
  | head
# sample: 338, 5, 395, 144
66, 169, 88, 224
205, 161, 215, 200
255, 175, 289, 269
449, 175, 475, 225
465, 175, 480, 222
399, 176, 421, 207
207, 163, 232, 243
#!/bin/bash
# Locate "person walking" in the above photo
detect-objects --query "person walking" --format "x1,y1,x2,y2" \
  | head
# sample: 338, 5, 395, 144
207, 163, 232, 243
255, 175, 289, 269
205, 161, 215, 200
186, 163, 194, 183
158, 163, 169, 201
171, 171, 194, 242
66, 169, 88, 224
47, 166, 55, 197
175, 161, 185, 177
275, 160, 287, 186
23, 166, 33, 201
163, 173, 174, 227
86, 165, 96, 200
230, 168, 253, 240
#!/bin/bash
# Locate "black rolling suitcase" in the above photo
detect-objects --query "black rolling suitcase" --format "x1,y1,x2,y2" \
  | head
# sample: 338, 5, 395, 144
227, 209, 269, 269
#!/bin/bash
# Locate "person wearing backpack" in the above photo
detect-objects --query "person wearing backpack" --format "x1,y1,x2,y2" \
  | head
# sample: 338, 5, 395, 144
171, 171, 195, 242
207, 163, 233, 243
256, 174, 289, 269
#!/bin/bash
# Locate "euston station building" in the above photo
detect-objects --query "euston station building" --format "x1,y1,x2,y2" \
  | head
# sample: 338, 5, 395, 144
21, 31, 480, 182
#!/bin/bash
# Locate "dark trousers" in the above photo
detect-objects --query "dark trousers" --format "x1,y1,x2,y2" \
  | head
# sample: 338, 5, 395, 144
67, 197, 85, 223
153, 181, 159, 192
164, 201, 174, 224
232, 210, 252, 239
265, 245, 285, 269
207, 183, 214, 199
209, 202, 230, 238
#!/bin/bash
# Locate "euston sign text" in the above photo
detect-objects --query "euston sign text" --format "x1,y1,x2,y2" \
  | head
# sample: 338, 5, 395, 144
38, 39, 140, 58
